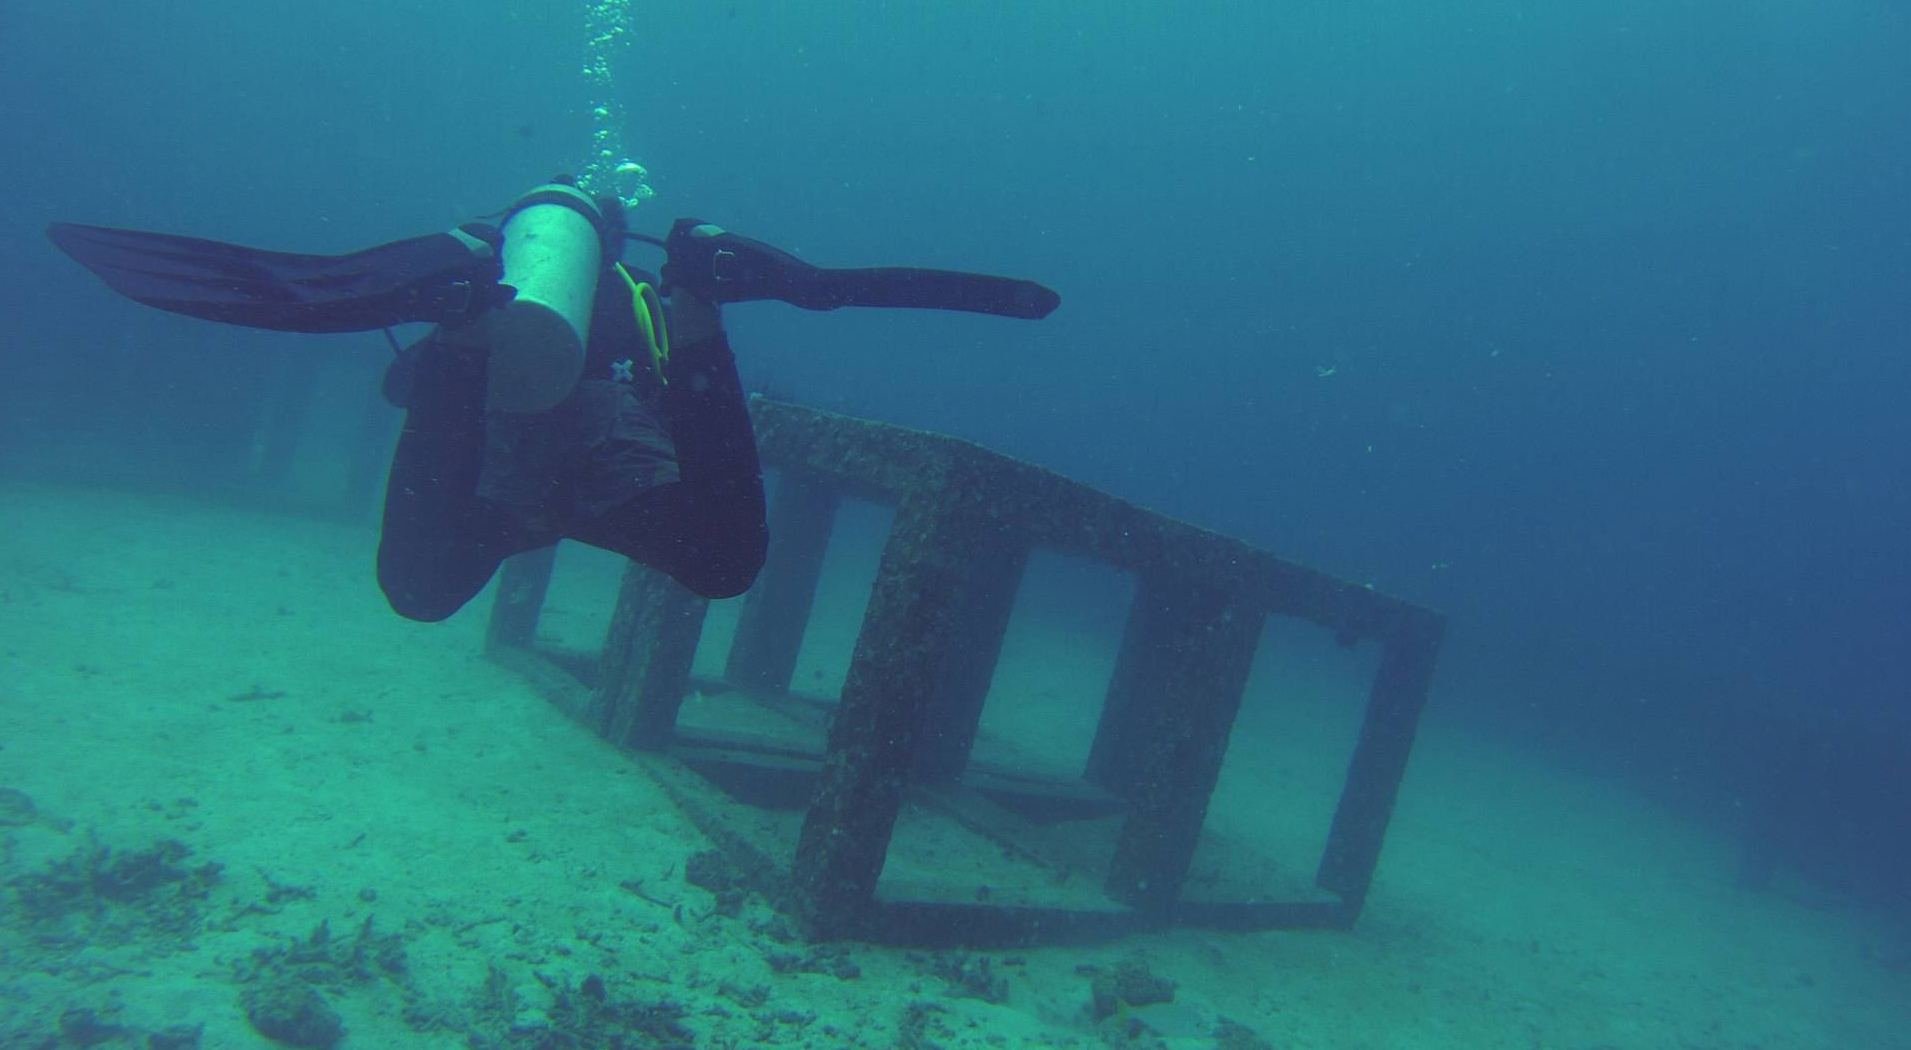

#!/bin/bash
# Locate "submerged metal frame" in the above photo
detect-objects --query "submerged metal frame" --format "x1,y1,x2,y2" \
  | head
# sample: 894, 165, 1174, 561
487, 398, 1444, 947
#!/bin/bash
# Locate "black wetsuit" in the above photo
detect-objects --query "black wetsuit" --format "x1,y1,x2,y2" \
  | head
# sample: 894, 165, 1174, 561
376, 267, 767, 622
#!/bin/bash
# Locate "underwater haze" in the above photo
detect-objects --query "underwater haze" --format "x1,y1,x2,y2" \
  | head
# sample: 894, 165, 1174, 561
2, 1, 1908, 1047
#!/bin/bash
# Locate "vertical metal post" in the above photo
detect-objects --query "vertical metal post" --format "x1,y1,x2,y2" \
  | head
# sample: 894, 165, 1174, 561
791, 481, 998, 936
344, 384, 399, 521
485, 546, 559, 654
726, 470, 839, 694
593, 562, 710, 750
912, 540, 1028, 782
1316, 609, 1444, 920
1099, 574, 1265, 913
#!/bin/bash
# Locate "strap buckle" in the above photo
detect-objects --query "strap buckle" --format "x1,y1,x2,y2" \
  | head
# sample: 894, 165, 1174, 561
710, 247, 739, 286
440, 279, 478, 322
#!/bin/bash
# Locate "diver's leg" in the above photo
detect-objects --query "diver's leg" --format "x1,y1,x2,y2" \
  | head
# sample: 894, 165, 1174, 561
569, 331, 768, 598
376, 336, 512, 621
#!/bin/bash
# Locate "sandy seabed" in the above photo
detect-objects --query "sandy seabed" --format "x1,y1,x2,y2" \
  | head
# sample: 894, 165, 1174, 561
1, 480, 1905, 1049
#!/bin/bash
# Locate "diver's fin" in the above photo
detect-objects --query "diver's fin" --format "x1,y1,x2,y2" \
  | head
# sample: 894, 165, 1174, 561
803, 266, 1060, 319
656, 219, 1060, 319
45, 222, 509, 334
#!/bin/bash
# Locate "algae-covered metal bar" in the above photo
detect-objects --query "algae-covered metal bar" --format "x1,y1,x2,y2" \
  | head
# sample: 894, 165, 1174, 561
487, 397, 1445, 945
1316, 608, 1446, 911
910, 537, 1027, 784
725, 469, 838, 695
1096, 573, 1267, 915
485, 546, 557, 654
791, 482, 1005, 935
594, 563, 709, 751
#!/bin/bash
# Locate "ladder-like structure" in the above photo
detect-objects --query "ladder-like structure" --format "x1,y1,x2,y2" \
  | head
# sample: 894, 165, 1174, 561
487, 398, 1443, 947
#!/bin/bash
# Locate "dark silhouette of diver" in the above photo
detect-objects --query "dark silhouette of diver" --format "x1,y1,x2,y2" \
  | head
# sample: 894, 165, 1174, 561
46, 179, 1059, 621
378, 210, 767, 619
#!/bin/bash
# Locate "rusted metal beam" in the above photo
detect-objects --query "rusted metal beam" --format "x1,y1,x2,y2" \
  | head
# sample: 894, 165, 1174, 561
726, 469, 840, 695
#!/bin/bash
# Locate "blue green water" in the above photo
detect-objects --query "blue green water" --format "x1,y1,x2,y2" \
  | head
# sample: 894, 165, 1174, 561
2, 2, 1907, 1045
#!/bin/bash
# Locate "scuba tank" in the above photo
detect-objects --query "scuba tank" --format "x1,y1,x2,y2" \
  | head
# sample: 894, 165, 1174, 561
449, 182, 612, 413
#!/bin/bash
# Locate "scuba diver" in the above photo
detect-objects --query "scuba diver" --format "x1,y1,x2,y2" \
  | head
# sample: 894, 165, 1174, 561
46, 180, 1059, 621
